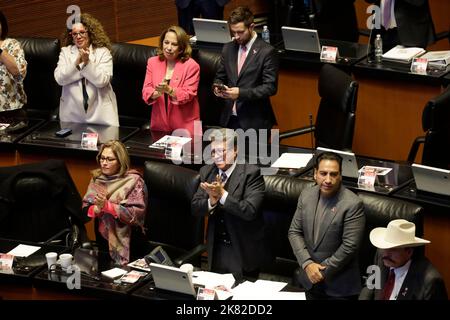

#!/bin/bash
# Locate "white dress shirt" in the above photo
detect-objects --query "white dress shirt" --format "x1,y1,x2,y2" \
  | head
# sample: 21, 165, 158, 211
388, 259, 411, 300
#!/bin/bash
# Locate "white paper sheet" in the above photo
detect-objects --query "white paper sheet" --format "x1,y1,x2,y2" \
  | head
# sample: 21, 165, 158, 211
7, 244, 41, 257
271, 153, 314, 169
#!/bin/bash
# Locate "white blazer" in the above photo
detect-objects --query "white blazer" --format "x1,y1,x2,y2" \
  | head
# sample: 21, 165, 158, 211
54, 45, 119, 126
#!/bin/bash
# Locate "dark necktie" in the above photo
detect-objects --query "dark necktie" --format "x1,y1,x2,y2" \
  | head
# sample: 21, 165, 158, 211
381, 269, 396, 300
82, 78, 89, 112
220, 172, 227, 183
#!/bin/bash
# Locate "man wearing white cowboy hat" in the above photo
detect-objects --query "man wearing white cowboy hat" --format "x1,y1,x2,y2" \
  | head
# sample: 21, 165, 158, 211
359, 219, 447, 300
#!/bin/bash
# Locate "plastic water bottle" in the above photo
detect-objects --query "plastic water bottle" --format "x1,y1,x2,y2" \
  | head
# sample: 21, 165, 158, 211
374, 34, 383, 63
262, 25, 270, 44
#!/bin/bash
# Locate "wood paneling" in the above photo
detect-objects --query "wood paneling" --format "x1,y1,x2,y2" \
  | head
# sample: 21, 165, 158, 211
0, 0, 269, 42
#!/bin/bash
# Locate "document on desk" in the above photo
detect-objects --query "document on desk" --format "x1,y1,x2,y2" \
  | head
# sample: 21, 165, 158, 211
7, 244, 41, 257
271, 153, 314, 169
232, 280, 306, 300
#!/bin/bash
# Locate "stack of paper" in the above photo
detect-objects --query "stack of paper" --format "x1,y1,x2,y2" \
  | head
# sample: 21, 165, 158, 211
382, 45, 426, 64
420, 50, 450, 68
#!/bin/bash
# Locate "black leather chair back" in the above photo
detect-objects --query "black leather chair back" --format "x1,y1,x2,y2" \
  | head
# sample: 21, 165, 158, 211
16, 37, 61, 120
111, 43, 157, 127
191, 48, 225, 127
315, 64, 358, 151
421, 87, 450, 169
357, 192, 424, 280
261, 175, 315, 279
143, 161, 203, 257
0, 159, 86, 244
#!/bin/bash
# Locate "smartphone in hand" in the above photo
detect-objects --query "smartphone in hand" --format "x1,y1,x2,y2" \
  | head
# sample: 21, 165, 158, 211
213, 83, 226, 92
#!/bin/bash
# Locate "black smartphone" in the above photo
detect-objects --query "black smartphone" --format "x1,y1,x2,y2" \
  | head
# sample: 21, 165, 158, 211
213, 83, 226, 92
55, 128, 72, 137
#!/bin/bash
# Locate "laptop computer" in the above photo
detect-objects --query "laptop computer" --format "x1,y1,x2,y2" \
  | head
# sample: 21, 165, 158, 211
316, 147, 359, 179
281, 26, 321, 53
193, 18, 231, 44
411, 163, 450, 196
150, 262, 197, 297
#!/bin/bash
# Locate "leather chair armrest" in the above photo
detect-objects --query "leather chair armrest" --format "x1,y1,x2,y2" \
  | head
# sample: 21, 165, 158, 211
279, 125, 315, 141
173, 244, 207, 267
407, 136, 425, 163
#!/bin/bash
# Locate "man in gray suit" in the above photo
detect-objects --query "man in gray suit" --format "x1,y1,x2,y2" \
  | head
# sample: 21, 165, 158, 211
288, 151, 365, 299
191, 128, 268, 280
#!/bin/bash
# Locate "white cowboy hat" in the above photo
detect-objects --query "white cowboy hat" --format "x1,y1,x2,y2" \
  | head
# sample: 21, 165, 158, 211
370, 219, 430, 249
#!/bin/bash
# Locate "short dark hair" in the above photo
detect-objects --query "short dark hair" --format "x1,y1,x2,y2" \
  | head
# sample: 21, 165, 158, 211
228, 6, 254, 27
0, 11, 9, 40
314, 151, 343, 173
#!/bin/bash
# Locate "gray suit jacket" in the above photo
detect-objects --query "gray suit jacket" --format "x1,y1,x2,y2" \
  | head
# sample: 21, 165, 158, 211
288, 185, 365, 297
359, 250, 448, 300
191, 163, 268, 272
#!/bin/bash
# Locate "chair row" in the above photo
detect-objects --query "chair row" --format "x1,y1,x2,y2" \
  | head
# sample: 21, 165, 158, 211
142, 160, 424, 284
0, 157, 426, 285
16, 37, 224, 129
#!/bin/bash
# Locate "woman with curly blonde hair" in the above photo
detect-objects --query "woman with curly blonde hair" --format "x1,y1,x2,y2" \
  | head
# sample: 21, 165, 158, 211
55, 13, 118, 126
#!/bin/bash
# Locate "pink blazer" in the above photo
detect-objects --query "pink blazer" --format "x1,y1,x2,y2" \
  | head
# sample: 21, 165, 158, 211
142, 56, 201, 137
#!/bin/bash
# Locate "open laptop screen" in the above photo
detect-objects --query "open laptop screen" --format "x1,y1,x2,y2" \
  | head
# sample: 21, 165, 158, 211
150, 263, 197, 297
412, 163, 450, 196
193, 18, 231, 44
281, 26, 321, 53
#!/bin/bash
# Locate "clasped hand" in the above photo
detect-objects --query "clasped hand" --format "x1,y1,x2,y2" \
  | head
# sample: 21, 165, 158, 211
152, 80, 172, 100
305, 262, 326, 284
200, 174, 225, 206
93, 189, 107, 215
77, 48, 90, 65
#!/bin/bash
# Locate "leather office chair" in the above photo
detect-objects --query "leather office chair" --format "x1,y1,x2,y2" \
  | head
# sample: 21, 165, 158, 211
0, 159, 88, 246
279, 64, 359, 151
111, 43, 157, 128
357, 192, 424, 283
261, 174, 315, 283
191, 48, 225, 128
16, 37, 61, 120
407, 87, 450, 170
142, 160, 205, 267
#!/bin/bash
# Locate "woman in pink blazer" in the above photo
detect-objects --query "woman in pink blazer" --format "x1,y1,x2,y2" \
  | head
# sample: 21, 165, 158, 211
142, 26, 201, 137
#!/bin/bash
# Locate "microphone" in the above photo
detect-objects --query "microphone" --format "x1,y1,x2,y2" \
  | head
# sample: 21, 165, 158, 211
309, 113, 314, 151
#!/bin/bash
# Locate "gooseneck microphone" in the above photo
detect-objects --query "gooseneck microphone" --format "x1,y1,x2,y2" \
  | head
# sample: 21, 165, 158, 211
309, 113, 314, 151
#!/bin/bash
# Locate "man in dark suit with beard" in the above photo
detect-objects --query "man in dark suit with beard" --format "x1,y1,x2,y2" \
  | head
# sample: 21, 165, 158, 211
191, 128, 268, 280
213, 6, 279, 132
366, 0, 436, 50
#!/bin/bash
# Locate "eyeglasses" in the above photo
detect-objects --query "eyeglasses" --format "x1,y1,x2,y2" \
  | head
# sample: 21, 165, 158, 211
211, 148, 226, 157
99, 156, 117, 163
71, 31, 88, 38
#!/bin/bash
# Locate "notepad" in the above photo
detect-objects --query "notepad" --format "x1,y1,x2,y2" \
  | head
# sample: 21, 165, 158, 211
382, 45, 426, 64
101, 267, 127, 279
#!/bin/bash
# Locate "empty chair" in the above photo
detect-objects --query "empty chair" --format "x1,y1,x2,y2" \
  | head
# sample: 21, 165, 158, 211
141, 160, 204, 266
0, 159, 88, 246
111, 43, 157, 128
260, 174, 315, 283
407, 87, 450, 170
16, 37, 61, 120
191, 48, 225, 128
280, 64, 358, 151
